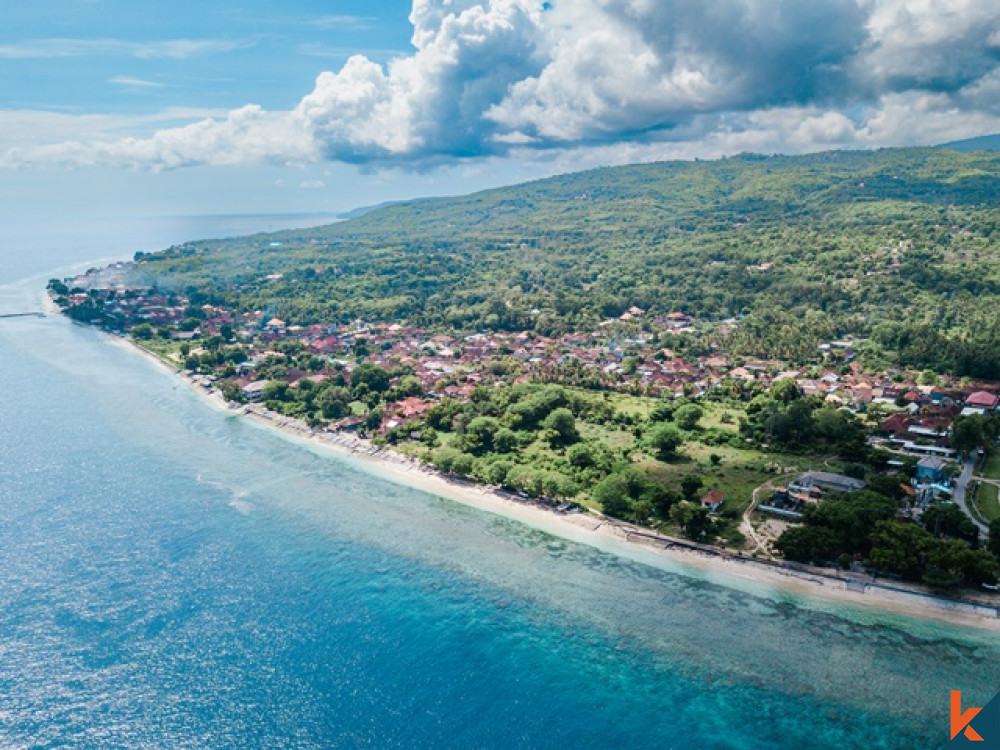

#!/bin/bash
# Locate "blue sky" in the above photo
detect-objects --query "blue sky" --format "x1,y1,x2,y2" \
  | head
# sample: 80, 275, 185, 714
2, 1, 412, 114
0, 0, 535, 219
2, 0, 1000, 221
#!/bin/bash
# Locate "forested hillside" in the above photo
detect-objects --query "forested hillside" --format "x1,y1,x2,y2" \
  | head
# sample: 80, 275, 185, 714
129, 147, 1000, 377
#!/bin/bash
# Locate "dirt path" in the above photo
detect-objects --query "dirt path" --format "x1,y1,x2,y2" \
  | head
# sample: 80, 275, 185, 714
741, 481, 774, 558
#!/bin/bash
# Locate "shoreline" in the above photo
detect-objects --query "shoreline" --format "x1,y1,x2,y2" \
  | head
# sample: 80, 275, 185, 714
94, 323, 1000, 632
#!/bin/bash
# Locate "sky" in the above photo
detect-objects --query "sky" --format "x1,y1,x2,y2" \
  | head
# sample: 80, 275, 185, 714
2, 0, 1000, 220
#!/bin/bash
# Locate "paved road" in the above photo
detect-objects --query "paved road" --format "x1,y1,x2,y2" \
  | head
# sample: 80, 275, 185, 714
952, 457, 989, 537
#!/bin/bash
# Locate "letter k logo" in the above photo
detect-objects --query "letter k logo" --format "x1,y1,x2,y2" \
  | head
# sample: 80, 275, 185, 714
953, 691, 985, 742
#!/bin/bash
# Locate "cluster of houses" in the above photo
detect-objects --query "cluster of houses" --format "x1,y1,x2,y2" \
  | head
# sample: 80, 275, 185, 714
761, 454, 961, 521
872, 389, 1000, 458
58, 279, 1000, 451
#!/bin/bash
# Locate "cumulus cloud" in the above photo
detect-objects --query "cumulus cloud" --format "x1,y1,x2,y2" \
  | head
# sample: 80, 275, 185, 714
860, 0, 1000, 91
4, 0, 1000, 171
488, 0, 869, 141
2, 106, 314, 170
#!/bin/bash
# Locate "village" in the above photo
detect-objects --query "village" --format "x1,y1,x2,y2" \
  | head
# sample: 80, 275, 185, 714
51, 272, 1000, 580
55, 277, 999, 440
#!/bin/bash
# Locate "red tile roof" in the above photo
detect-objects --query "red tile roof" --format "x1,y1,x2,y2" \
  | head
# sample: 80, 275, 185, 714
966, 391, 999, 409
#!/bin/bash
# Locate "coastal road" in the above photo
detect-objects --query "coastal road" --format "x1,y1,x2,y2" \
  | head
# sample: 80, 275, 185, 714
952, 457, 989, 537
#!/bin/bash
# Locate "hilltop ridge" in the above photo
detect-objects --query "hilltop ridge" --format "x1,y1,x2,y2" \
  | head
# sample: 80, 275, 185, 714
124, 146, 1000, 378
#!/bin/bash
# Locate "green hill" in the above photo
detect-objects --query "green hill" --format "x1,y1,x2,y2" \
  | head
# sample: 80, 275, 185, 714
128, 146, 1000, 377
941, 134, 1000, 152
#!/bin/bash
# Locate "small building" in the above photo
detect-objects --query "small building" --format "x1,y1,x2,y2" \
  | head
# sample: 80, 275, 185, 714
879, 413, 911, 436
916, 456, 947, 484
700, 490, 725, 512
241, 380, 269, 403
888, 439, 957, 458
788, 471, 866, 495
966, 391, 999, 411
335, 415, 366, 431
391, 397, 433, 420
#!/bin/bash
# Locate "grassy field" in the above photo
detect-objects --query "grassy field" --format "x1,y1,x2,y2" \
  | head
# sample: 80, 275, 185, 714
599, 393, 749, 431
598, 392, 657, 419
136, 337, 186, 363
982, 452, 1000, 481
577, 421, 635, 450
584, 394, 803, 514
659, 443, 801, 513
414, 394, 809, 524
973, 481, 1000, 523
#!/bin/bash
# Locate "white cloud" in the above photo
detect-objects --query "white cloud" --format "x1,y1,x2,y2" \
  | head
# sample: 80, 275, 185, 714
306, 15, 377, 31
859, 0, 1000, 90
233, 12, 376, 31
3, 0, 1000, 171
0, 106, 314, 170
299, 179, 326, 189
0, 38, 249, 60
109, 76, 163, 89
0, 108, 229, 149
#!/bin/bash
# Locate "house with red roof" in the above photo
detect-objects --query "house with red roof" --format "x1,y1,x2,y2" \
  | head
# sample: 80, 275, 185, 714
700, 490, 725, 512
965, 391, 999, 411
390, 397, 433, 420
879, 413, 911, 436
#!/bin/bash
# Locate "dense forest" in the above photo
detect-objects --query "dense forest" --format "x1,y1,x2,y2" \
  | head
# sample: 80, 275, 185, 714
128, 147, 1000, 378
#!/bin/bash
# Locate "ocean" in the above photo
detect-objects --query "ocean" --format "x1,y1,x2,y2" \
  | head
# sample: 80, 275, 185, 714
0, 215, 997, 749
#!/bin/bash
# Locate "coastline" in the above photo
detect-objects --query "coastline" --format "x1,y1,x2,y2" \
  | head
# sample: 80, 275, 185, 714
97, 324, 1000, 632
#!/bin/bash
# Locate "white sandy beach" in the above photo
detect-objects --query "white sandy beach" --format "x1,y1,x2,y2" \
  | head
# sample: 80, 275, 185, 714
99, 326, 1000, 632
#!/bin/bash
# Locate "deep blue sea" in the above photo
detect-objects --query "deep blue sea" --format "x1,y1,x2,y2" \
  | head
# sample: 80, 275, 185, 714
0, 215, 997, 749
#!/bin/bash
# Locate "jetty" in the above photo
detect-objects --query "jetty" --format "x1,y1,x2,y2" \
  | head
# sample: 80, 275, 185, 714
0, 312, 45, 319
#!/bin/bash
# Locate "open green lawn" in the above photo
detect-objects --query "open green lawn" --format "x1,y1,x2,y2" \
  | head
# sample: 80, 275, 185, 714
973, 482, 1000, 523
597, 392, 656, 418
577, 421, 635, 450
633, 440, 803, 515
697, 402, 747, 431
136, 337, 185, 363
571, 389, 749, 432
982, 452, 1000, 481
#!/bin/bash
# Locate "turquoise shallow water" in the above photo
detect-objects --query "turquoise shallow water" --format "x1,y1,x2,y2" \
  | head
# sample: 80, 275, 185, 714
0, 222, 998, 748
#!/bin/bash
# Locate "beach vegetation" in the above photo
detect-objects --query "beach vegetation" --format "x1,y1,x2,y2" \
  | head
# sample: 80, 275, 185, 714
989, 518, 1000, 558
351, 362, 391, 393
774, 490, 999, 590
645, 423, 685, 461
669, 502, 715, 542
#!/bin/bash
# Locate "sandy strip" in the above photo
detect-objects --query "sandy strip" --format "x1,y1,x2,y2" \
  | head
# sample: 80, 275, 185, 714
96, 326, 1000, 632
